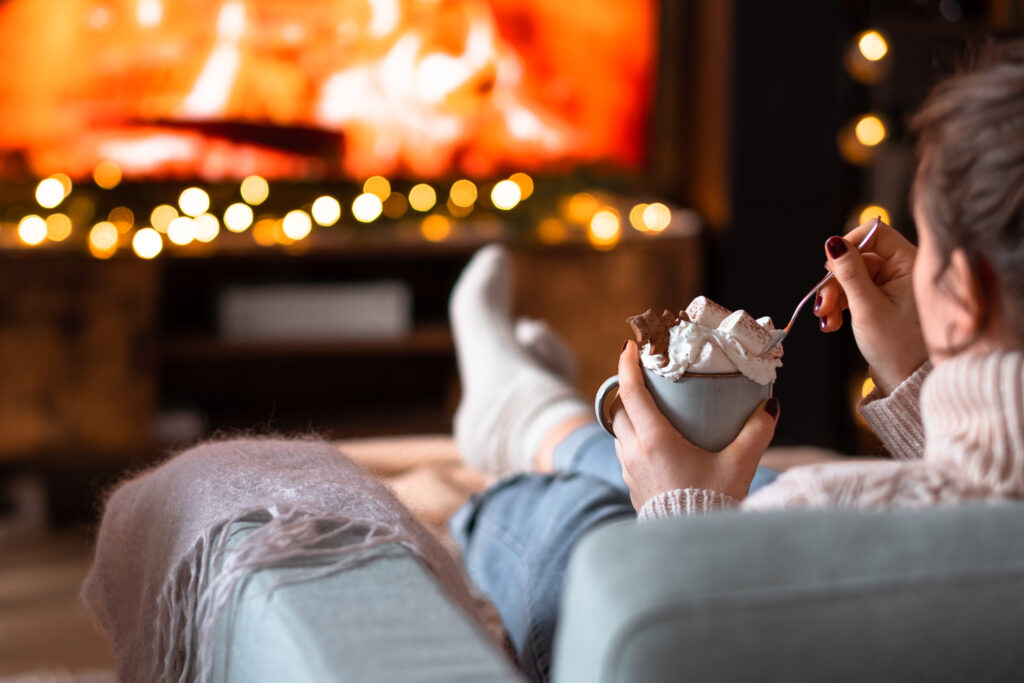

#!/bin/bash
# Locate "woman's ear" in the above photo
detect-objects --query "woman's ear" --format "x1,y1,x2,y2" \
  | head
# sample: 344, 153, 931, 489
947, 247, 988, 337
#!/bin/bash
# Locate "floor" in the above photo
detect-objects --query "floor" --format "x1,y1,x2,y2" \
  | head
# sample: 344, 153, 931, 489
0, 529, 115, 681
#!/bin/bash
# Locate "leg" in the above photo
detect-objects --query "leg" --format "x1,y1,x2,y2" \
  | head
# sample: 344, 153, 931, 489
450, 472, 634, 683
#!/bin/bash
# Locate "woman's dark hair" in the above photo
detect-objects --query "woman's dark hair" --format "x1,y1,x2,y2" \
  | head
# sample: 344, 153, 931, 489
910, 39, 1024, 343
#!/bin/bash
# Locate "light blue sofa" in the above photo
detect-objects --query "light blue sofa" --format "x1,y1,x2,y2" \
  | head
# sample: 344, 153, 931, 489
211, 504, 1024, 681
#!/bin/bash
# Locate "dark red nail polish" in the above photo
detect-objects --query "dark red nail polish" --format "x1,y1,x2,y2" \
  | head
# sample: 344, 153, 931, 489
764, 397, 780, 419
813, 293, 823, 313
622, 340, 629, 351
819, 317, 827, 331
826, 236, 848, 259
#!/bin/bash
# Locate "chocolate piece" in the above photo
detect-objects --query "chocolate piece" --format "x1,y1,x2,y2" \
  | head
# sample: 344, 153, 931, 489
626, 308, 671, 357
678, 309, 691, 323
659, 309, 677, 329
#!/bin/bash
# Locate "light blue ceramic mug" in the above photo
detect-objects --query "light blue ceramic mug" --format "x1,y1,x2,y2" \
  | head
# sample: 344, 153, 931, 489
594, 369, 771, 452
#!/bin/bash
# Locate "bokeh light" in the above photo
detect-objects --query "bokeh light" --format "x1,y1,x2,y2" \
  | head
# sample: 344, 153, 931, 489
51, 173, 73, 197
409, 183, 437, 212
566, 192, 599, 223
861, 376, 876, 399
421, 214, 451, 242
858, 30, 888, 61
167, 217, 197, 245
240, 175, 270, 205
194, 213, 220, 243
449, 179, 478, 208
45, 214, 73, 242
447, 197, 473, 218
151, 204, 178, 233
93, 160, 122, 189
108, 206, 135, 232
18, 215, 47, 245
89, 221, 119, 251
311, 196, 342, 226
224, 203, 254, 232
352, 193, 383, 222
133, 228, 163, 259
363, 176, 391, 200
491, 180, 522, 210
537, 218, 568, 245
35, 178, 66, 209
383, 192, 408, 219
252, 218, 277, 246
629, 204, 649, 232
642, 203, 672, 232
282, 210, 313, 240
854, 115, 886, 146
179, 187, 210, 217
858, 205, 890, 226
509, 172, 534, 200
588, 208, 621, 250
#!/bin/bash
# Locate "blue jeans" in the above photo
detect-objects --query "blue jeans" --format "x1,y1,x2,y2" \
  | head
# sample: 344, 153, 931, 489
449, 423, 779, 683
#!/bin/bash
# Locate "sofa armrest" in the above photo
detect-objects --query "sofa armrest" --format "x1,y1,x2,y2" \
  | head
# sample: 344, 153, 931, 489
554, 503, 1024, 683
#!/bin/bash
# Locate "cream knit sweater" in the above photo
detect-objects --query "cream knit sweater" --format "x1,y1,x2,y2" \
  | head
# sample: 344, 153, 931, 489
639, 350, 1024, 520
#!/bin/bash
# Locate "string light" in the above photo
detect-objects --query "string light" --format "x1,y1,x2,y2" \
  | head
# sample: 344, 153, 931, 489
35, 178, 66, 209
420, 214, 451, 242
89, 221, 119, 251
252, 218, 277, 246
224, 203, 254, 232
240, 175, 269, 205
133, 228, 163, 259
51, 174, 73, 197
179, 187, 210, 217
509, 172, 534, 200
45, 214, 73, 242
151, 204, 178, 233
409, 184, 437, 212
311, 196, 341, 226
449, 179, 478, 207
194, 213, 220, 243
363, 176, 391, 200
642, 203, 672, 232
352, 193, 383, 222
93, 161, 122, 189
857, 31, 888, 61
18, 215, 47, 245
167, 217, 197, 245
854, 115, 886, 146
588, 208, 621, 250
629, 204, 649, 231
282, 210, 313, 240
491, 180, 522, 210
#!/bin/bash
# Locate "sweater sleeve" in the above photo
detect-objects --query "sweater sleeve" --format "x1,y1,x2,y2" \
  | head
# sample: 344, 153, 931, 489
857, 361, 932, 461
637, 488, 740, 521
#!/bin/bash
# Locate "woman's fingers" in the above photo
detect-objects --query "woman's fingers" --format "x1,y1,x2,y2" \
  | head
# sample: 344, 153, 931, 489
617, 341, 679, 444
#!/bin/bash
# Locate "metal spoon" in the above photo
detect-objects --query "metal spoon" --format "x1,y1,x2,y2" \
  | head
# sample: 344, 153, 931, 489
761, 216, 881, 354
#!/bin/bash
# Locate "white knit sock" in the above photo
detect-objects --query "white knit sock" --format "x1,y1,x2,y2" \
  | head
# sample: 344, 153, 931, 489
515, 317, 578, 383
450, 245, 590, 476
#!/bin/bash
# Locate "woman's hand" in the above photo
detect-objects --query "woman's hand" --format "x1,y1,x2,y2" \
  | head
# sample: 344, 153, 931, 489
610, 341, 780, 510
815, 219, 928, 395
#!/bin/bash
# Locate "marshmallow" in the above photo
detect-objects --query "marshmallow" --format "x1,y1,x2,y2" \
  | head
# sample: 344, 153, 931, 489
690, 340, 737, 374
717, 309, 773, 356
756, 316, 774, 329
755, 316, 783, 359
685, 296, 731, 329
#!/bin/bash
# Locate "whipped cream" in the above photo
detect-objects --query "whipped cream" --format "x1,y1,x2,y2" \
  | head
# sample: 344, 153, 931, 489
639, 297, 782, 385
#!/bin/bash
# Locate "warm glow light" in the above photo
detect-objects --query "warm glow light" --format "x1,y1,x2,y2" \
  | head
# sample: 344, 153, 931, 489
137, 0, 164, 27
589, 208, 621, 250
45, 214, 73, 242
409, 184, 437, 212
858, 205, 890, 226
421, 214, 451, 242
52, 174, 73, 197
108, 207, 134, 232
854, 115, 886, 147
858, 31, 888, 61
861, 376, 876, 399
383, 192, 408, 219
35, 178, 65, 209
510, 172, 534, 200
537, 218, 568, 245
642, 203, 672, 232
167, 217, 197, 245
449, 179, 478, 208
194, 213, 220, 242
18, 215, 47, 245
93, 160, 122, 189
133, 228, 163, 259
179, 187, 210, 217
240, 175, 269, 205
151, 204, 178, 233
491, 180, 522, 210
252, 218, 276, 246
224, 203, 254, 232
282, 210, 313, 239
629, 204, 649, 231
89, 221, 119, 250
363, 176, 391, 200
566, 192, 599, 223
311, 196, 342, 226
352, 193, 383, 222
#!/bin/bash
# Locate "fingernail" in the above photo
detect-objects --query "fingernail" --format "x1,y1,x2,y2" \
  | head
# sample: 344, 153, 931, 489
826, 236, 848, 259
813, 293, 823, 313
622, 340, 629, 351
764, 397, 780, 419
819, 316, 827, 331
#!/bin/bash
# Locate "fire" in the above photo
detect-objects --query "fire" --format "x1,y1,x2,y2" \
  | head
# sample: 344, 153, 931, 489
0, 0, 652, 181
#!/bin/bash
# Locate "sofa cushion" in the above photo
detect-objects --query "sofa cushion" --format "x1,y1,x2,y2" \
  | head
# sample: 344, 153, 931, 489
555, 502, 1024, 682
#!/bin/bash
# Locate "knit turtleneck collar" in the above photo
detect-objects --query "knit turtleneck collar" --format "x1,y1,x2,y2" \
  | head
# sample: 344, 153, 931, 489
922, 349, 1024, 495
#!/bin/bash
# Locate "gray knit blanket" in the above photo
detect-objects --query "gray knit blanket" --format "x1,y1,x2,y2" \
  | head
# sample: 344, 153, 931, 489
81, 437, 488, 682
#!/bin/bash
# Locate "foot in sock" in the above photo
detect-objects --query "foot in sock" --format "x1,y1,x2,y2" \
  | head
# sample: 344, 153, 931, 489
515, 317, 578, 383
450, 244, 590, 476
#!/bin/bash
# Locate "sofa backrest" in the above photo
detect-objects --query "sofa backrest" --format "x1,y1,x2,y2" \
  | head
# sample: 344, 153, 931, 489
554, 503, 1024, 682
